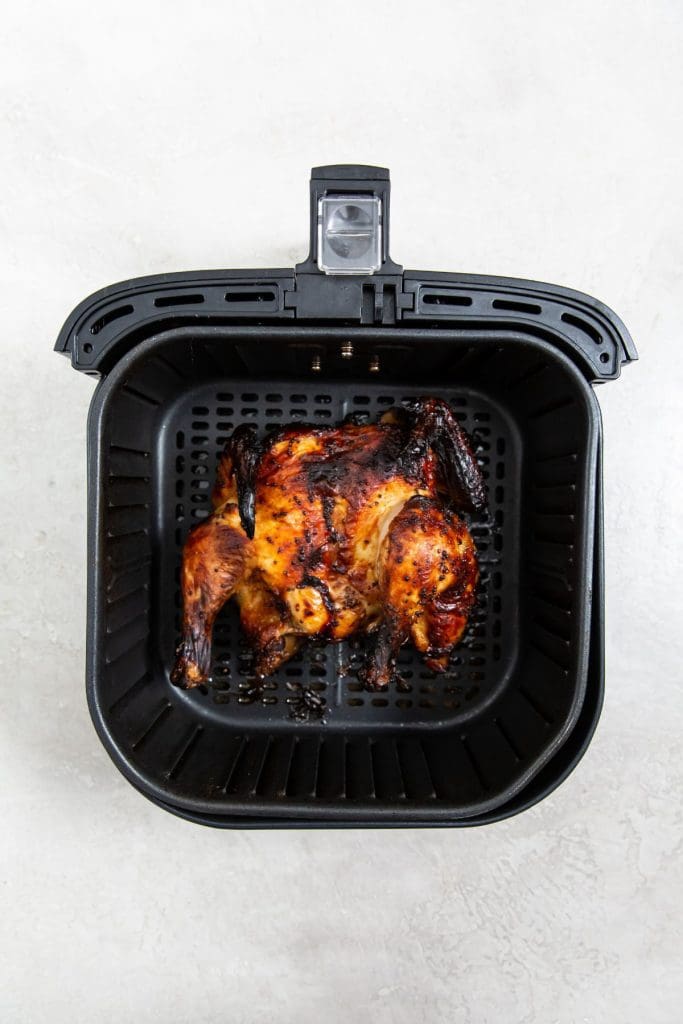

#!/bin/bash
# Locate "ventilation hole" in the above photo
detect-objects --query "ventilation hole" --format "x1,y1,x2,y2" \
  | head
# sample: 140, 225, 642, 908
371, 698, 388, 707
89, 304, 134, 335
240, 408, 257, 417
191, 436, 209, 445
396, 699, 413, 710
83, 342, 93, 354
154, 293, 205, 307
353, 396, 370, 405
225, 290, 275, 304
192, 421, 209, 430
314, 409, 332, 418
241, 393, 258, 401
217, 393, 234, 401
492, 299, 542, 315
175, 480, 184, 497
192, 406, 209, 415
377, 396, 394, 405
291, 395, 306, 404
176, 431, 185, 449
422, 292, 472, 307
347, 698, 364, 707
266, 408, 283, 417
266, 393, 283, 402
561, 312, 602, 345
291, 409, 307, 419
314, 395, 332, 404
600, 352, 609, 364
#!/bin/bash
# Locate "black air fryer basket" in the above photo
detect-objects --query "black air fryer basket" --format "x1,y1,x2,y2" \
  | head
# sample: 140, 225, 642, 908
56, 165, 636, 827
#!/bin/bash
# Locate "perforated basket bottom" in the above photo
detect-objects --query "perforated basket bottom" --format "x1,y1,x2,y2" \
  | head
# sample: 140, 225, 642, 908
158, 380, 519, 730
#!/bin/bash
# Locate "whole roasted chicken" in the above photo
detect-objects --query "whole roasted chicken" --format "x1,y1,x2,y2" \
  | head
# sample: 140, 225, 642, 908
171, 398, 486, 691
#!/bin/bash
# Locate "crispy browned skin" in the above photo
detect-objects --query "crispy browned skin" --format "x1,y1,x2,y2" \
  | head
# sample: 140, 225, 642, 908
171, 398, 485, 691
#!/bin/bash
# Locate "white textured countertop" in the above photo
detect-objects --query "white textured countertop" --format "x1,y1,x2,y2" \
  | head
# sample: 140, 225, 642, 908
2, 2, 681, 1021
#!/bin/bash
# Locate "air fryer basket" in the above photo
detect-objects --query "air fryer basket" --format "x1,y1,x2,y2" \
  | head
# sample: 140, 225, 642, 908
57, 165, 635, 825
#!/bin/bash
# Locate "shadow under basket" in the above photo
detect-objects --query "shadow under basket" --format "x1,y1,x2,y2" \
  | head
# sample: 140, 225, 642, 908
56, 165, 636, 826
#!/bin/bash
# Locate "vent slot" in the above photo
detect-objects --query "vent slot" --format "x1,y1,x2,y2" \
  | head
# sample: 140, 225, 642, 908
492, 299, 542, 315
154, 293, 205, 308
90, 304, 134, 336
561, 312, 602, 345
225, 288, 277, 304
421, 292, 473, 307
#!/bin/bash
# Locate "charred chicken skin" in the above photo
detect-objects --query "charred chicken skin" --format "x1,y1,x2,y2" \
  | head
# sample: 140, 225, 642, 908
171, 398, 486, 691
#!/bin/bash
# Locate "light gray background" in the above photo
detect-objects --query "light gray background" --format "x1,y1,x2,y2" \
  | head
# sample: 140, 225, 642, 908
2, 2, 681, 1021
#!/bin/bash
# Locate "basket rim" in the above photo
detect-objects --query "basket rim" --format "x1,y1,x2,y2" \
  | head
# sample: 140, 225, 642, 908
84, 323, 601, 821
